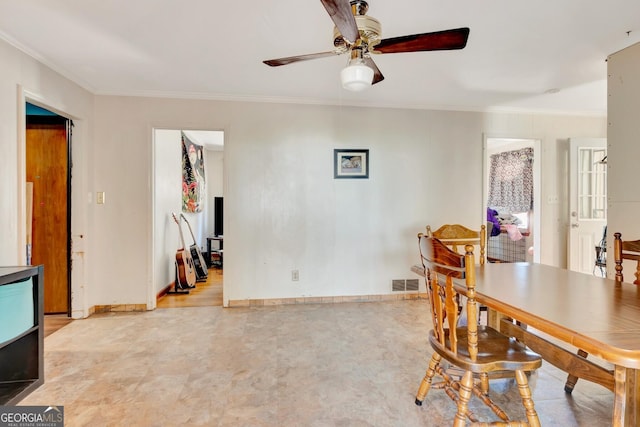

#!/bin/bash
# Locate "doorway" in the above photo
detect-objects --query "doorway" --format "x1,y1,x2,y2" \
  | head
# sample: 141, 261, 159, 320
151, 129, 224, 309
567, 138, 607, 275
484, 137, 541, 264
25, 103, 72, 315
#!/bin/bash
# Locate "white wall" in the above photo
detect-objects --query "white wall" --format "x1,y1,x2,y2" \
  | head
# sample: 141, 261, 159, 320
0, 37, 610, 313
0, 38, 94, 318
93, 97, 606, 307
607, 42, 640, 280
152, 129, 183, 297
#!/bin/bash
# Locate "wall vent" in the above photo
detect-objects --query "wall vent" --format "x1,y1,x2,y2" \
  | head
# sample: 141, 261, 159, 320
392, 279, 405, 292
392, 279, 420, 292
405, 279, 419, 291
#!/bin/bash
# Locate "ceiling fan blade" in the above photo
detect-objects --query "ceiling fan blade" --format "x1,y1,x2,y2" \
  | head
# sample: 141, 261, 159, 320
320, 0, 360, 44
374, 27, 470, 54
363, 56, 384, 85
263, 51, 340, 67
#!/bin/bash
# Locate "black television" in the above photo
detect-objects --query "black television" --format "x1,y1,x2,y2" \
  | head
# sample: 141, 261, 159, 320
214, 197, 223, 237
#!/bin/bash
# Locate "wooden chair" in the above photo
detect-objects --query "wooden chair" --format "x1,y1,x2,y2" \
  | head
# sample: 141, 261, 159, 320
414, 235, 542, 426
614, 232, 640, 285
426, 224, 487, 265
428, 224, 489, 324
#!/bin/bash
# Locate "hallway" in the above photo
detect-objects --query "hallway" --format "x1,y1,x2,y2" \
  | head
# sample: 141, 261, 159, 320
156, 267, 223, 308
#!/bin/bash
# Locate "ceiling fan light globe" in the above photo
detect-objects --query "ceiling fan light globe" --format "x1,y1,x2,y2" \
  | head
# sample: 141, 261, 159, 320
341, 64, 374, 91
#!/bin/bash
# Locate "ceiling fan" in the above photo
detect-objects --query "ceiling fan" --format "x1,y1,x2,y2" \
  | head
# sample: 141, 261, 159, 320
263, 0, 470, 91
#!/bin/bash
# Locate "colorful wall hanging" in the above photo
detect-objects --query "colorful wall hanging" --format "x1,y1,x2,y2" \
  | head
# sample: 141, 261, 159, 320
181, 132, 206, 213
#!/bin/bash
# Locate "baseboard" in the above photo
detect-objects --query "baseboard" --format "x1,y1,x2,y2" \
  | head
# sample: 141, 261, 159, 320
86, 291, 426, 314
228, 292, 427, 307
89, 304, 147, 315
157, 282, 173, 300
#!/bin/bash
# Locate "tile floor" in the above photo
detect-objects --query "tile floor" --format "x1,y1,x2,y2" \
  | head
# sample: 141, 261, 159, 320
20, 300, 613, 426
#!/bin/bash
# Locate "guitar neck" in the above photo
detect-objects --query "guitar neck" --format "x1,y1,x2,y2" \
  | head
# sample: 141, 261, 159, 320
172, 213, 188, 250
180, 213, 198, 244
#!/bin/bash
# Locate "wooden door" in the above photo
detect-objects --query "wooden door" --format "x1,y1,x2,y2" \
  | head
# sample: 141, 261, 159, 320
26, 116, 70, 314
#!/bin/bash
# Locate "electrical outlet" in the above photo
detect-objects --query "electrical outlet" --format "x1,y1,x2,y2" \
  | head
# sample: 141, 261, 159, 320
96, 191, 106, 204
292, 270, 299, 281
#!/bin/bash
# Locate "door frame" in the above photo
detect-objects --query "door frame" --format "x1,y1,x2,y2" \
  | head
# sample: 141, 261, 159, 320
17, 88, 79, 317
483, 136, 541, 264
150, 127, 225, 309
567, 138, 607, 274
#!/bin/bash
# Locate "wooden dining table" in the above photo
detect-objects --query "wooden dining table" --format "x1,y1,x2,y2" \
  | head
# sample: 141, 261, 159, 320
452, 262, 640, 427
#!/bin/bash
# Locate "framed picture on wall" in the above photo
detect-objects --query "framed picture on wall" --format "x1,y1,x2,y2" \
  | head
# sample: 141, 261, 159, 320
334, 149, 369, 179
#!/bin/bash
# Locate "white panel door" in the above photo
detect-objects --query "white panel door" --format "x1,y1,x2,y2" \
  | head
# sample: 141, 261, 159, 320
568, 138, 607, 275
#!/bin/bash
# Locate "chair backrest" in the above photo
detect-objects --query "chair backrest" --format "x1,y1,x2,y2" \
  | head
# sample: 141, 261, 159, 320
426, 224, 487, 265
614, 232, 640, 284
418, 234, 478, 361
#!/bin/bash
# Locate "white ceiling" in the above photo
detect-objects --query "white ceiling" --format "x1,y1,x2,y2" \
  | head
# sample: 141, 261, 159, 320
1, 0, 640, 116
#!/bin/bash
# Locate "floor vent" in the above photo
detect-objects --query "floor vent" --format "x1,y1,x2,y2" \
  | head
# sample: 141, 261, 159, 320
405, 279, 419, 291
392, 280, 405, 292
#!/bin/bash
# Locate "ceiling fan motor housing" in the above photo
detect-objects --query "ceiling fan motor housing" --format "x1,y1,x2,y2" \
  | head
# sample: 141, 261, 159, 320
333, 2, 381, 51
351, 0, 369, 15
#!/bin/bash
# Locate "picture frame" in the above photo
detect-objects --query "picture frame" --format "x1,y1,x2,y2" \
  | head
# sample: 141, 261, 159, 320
334, 149, 369, 179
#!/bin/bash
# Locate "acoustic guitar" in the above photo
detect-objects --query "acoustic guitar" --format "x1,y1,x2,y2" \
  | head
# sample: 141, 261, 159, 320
172, 213, 196, 289
180, 213, 208, 281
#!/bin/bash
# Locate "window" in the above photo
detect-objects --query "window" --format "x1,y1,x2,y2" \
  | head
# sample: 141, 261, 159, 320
578, 148, 607, 220
487, 147, 534, 214
512, 212, 529, 230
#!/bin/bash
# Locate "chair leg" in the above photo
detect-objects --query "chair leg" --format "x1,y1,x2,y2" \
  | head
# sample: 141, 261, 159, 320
415, 353, 441, 405
515, 369, 540, 427
454, 371, 474, 427
479, 372, 489, 395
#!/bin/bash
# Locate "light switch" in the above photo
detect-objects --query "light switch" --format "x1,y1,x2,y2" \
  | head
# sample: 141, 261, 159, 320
96, 191, 105, 204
